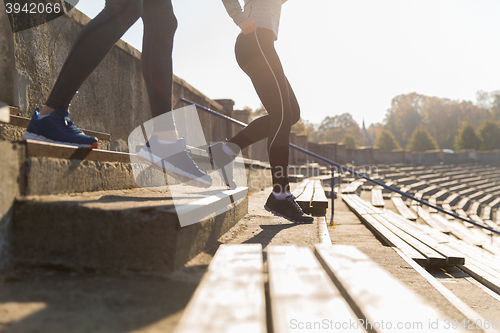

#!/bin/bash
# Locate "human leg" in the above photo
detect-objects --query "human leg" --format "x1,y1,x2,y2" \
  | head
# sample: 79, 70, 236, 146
232, 29, 299, 193
136, 0, 211, 187
141, 0, 178, 140
208, 29, 310, 222
45, 0, 143, 112
24, 0, 143, 148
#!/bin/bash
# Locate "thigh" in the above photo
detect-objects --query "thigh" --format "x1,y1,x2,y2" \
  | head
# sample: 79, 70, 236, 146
103, 0, 143, 15
241, 32, 290, 119
285, 77, 300, 124
142, 0, 176, 20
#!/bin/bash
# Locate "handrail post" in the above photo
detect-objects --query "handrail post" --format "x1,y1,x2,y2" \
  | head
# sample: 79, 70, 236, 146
330, 165, 335, 225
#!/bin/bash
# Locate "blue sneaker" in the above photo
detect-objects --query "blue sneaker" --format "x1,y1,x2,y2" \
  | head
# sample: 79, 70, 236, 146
22, 108, 98, 149
137, 136, 212, 188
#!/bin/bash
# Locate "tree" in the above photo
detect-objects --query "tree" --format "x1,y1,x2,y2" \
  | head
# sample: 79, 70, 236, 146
478, 120, 500, 151
492, 91, 500, 121
367, 122, 384, 144
304, 121, 320, 143
384, 93, 424, 148
375, 129, 401, 151
342, 134, 357, 149
291, 118, 307, 135
317, 113, 364, 144
249, 104, 266, 120
384, 93, 490, 150
455, 123, 481, 150
406, 126, 438, 152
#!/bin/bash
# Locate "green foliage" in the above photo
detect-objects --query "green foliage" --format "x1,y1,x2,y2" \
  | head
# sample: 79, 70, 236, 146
478, 120, 500, 151
291, 118, 307, 135
492, 92, 500, 121
342, 134, 357, 149
384, 93, 424, 148
375, 129, 401, 151
384, 93, 489, 150
297, 90, 499, 150
406, 126, 438, 152
455, 123, 481, 150
317, 113, 364, 144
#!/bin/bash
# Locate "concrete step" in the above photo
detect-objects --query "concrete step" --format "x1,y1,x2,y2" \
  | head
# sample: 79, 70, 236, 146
0, 105, 10, 123
8, 186, 248, 272
1, 106, 112, 150
0, 140, 190, 196
0, 139, 270, 196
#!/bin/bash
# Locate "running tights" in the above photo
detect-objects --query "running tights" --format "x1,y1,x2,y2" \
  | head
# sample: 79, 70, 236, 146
46, 0, 177, 129
229, 28, 300, 193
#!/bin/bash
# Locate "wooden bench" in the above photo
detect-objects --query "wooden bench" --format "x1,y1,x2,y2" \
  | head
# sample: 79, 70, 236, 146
371, 186, 384, 208
175, 244, 464, 333
341, 179, 365, 195
343, 194, 465, 267
288, 173, 304, 183
391, 194, 417, 221
292, 178, 328, 215
173, 244, 266, 333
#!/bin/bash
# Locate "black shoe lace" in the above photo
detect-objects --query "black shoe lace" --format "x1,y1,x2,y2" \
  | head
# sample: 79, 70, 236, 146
286, 194, 304, 213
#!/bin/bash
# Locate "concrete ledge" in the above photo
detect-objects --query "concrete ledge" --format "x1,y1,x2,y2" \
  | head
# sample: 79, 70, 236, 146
0, 123, 24, 142
0, 140, 272, 196
8, 113, 111, 142
24, 156, 159, 196
0, 142, 23, 263
10, 187, 248, 272
0, 106, 10, 123
26, 140, 129, 163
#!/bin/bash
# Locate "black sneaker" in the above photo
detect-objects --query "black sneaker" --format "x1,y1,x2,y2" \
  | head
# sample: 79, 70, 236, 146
264, 193, 314, 224
207, 142, 240, 190
137, 136, 212, 188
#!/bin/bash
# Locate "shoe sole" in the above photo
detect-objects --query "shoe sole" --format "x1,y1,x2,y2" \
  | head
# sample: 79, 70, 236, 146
136, 150, 212, 188
22, 132, 98, 149
264, 204, 314, 224
206, 146, 235, 189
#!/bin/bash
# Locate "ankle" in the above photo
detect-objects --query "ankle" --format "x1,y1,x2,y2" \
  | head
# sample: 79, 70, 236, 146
273, 191, 291, 200
40, 106, 55, 116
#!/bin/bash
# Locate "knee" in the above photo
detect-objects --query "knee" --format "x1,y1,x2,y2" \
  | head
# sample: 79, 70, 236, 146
291, 106, 301, 125
106, 0, 143, 22
143, 0, 177, 36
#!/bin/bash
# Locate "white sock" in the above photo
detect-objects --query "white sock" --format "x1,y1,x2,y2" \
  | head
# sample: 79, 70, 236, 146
222, 143, 237, 156
37, 114, 49, 119
273, 191, 291, 200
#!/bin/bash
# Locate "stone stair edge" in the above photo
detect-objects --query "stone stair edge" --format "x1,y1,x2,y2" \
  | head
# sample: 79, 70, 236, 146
6, 106, 110, 141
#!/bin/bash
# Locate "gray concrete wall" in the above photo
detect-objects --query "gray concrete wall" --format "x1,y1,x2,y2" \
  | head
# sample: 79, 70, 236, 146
1, 7, 225, 144
0, 2, 15, 106
0, 142, 24, 264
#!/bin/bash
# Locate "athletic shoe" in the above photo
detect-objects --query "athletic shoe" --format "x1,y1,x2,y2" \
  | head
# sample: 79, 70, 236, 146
207, 142, 239, 190
22, 108, 98, 149
264, 193, 314, 224
137, 136, 212, 188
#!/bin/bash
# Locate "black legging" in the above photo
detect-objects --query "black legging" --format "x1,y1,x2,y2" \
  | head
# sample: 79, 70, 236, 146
46, 0, 177, 130
229, 28, 300, 193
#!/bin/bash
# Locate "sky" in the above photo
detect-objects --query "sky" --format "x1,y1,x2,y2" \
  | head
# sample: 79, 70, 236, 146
75, 0, 500, 127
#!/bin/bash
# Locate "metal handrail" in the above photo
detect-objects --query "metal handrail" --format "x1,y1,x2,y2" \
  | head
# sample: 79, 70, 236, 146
181, 98, 500, 235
